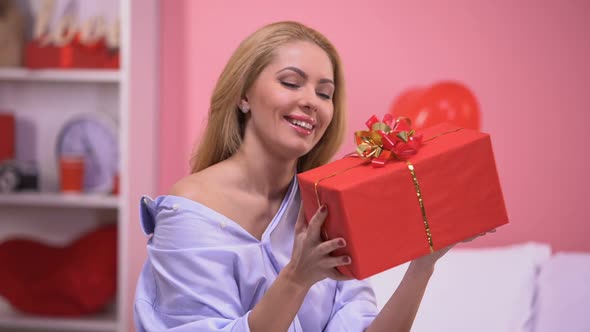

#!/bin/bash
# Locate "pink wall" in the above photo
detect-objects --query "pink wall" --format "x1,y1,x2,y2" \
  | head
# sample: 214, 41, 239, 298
126, 0, 159, 331
157, 0, 189, 192
159, 1, 590, 252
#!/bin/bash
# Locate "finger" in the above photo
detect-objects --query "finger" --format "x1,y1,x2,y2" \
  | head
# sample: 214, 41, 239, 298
461, 235, 479, 243
437, 244, 454, 253
327, 269, 355, 282
307, 205, 328, 239
317, 238, 346, 256
323, 255, 351, 269
294, 203, 308, 235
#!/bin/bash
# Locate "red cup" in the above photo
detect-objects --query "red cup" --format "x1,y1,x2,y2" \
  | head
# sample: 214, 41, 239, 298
60, 156, 85, 193
112, 173, 119, 195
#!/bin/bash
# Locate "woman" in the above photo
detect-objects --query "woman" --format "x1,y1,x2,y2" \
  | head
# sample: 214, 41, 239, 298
135, 21, 488, 332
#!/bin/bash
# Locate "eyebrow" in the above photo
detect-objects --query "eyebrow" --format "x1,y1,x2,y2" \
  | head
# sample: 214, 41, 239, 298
277, 66, 335, 85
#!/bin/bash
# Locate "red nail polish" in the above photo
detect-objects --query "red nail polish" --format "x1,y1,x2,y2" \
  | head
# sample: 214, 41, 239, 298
343, 256, 351, 264
320, 205, 327, 212
338, 239, 345, 247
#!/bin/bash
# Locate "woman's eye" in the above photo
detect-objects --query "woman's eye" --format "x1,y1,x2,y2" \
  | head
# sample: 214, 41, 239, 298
280, 81, 299, 88
317, 92, 332, 100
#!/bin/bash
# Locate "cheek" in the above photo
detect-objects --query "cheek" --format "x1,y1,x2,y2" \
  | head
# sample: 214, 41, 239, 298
257, 87, 295, 113
320, 106, 335, 130
274, 91, 299, 112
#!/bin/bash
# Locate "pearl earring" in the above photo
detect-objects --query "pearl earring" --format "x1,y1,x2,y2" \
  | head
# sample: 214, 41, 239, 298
240, 103, 250, 114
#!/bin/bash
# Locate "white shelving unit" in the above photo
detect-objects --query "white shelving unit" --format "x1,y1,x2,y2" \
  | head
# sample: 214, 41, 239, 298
0, 68, 120, 83
0, 192, 119, 209
0, 300, 116, 332
0, 1, 159, 332
0, 67, 121, 331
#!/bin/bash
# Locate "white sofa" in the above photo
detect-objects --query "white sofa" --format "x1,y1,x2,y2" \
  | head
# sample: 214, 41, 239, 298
367, 243, 590, 332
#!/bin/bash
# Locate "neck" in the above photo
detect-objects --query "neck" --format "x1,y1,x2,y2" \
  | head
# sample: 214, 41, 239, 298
228, 140, 297, 201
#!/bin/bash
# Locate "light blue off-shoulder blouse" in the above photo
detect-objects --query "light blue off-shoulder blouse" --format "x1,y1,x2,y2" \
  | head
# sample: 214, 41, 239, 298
134, 177, 378, 331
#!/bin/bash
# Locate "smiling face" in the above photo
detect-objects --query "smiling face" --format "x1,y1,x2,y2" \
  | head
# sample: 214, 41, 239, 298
241, 40, 335, 162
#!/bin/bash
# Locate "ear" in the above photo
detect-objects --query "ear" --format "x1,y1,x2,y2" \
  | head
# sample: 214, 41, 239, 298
240, 96, 249, 107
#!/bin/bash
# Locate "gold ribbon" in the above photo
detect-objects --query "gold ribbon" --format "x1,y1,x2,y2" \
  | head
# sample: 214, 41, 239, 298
406, 161, 434, 252
312, 127, 463, 252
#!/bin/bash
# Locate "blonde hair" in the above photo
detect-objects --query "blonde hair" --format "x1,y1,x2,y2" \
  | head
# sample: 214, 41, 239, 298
190, 21, 347, 173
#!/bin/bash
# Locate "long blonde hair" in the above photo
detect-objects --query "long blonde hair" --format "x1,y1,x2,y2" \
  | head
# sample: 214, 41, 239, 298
190, 21, 347, 173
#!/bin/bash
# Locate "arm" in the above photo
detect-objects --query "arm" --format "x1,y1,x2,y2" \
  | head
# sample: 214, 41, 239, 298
247, 267, 308, 332
366, 261, 434, 332
248, 204, 351, 331
366, 230, 495, 332
135, 194, 256, 331
322, 278, 379, 332
322, 259, 434, 332
136, 194, 351, 332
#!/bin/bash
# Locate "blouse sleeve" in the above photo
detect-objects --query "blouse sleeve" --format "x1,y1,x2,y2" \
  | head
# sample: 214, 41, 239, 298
134, 196, 256, 332
323, 279, 379, 332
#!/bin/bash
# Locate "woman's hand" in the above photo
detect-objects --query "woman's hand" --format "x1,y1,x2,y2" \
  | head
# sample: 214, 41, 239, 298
411, 229, 497, 271
282, 204, 353, 290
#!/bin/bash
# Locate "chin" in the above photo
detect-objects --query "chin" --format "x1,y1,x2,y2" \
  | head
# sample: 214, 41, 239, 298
279, 142, 315, 161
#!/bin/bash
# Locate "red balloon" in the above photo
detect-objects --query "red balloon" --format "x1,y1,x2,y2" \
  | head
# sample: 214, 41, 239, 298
389, 87, 426, 116
390, 81, 481, 131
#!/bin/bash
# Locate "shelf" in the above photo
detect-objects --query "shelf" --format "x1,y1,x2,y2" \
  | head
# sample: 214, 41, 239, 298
0, 192, 119, 209
0, 300, 117, 332
0, 68, 120, 83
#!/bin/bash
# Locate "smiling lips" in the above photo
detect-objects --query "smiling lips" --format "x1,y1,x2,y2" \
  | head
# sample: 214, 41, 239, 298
284, 115, 315, 135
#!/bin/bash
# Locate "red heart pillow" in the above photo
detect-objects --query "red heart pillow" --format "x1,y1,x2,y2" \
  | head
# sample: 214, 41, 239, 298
0, 224, 117, 316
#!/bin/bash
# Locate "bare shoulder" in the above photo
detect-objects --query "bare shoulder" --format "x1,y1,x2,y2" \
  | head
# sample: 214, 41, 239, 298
169, 173, 203, 200
168, 164, 229, 204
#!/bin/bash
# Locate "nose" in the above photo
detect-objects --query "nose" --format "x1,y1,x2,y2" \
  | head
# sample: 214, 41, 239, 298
298, 87, 318, 112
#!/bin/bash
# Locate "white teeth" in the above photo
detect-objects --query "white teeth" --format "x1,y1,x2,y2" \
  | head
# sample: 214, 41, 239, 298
287, 118, 313, 130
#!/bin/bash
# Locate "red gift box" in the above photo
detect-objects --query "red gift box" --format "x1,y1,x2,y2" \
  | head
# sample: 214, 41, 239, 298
0, 113, 15, 162
24, 39, 119, 69
297, 122, 509, 279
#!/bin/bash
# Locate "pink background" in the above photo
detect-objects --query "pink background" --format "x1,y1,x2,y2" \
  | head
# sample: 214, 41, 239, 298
157, 0, 590, 252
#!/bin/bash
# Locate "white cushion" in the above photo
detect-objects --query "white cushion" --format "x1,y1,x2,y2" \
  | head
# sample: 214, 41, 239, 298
533, 252, 590, 332
367, 242, 551, 332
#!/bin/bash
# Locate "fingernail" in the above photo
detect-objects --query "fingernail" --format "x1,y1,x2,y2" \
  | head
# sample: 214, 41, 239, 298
320, 205, 327, 213
343, 256, 351, 264
338, 239, 346, 247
